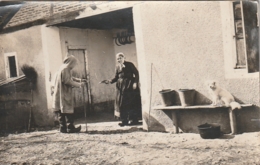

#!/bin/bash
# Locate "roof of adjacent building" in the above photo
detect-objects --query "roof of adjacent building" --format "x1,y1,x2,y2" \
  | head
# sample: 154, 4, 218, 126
0, 1, 137, 33
0, 1, 94, 33
0, 75, 32, 94
0, 75, 26, 86
0, 4, 23, 31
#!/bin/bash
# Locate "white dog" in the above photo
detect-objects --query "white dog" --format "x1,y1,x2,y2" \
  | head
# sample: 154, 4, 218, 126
207, 81, 241, 110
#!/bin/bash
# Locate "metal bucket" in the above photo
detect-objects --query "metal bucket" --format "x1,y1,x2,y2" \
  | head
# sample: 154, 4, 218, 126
198, 123, 221, 139
178, 89, 196, 107
159, 89, 175, 106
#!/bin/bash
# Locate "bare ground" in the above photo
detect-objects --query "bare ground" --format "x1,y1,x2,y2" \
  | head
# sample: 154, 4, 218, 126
0, 114, 260, 165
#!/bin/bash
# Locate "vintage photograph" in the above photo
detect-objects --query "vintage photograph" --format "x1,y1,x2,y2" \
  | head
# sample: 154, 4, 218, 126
0, 1, 259, 164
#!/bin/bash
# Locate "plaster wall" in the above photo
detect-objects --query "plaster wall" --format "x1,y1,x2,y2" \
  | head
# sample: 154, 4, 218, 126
41, 26, 63, 114
59, 28, 116, 112
0, 25, 50, 126
133, 1, 259, 133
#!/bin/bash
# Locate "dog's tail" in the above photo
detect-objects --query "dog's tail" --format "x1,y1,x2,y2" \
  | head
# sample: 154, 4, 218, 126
230, 102, 241, 110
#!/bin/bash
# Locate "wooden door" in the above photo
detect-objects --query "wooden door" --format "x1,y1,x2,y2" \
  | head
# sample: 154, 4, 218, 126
68, 49, 88, 109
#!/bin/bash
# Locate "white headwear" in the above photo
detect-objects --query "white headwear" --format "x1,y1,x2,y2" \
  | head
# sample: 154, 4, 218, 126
60, 55, 78, 70
116, 52, 125, 69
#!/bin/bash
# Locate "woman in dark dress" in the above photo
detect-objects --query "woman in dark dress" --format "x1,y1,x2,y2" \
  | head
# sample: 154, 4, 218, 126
104, 52, 142, 126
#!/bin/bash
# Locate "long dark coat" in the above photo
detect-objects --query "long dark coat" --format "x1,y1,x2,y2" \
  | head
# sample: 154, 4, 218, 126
110, 61, 142, 120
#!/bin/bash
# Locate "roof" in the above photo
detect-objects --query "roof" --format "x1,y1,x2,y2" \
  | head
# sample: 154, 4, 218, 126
0, 4, 23, 31
0, 2, 23, 7
0, 75, 32, 94
0, 75, 26, 86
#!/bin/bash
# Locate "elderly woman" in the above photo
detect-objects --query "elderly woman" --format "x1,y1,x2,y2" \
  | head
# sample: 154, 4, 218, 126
52, 55, 86, 133
104, 52, 142, 126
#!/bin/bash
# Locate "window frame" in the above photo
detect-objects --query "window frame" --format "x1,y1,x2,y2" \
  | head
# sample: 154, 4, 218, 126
4, 52, 19, 79
220, 1, 259, 79
232, 1, 247, 70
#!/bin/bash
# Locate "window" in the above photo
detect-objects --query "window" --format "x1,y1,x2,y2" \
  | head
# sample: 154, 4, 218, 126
8, 56, 17, 77
232, 1, 259, 73
4, 52, 19, 78
220, 1, 259, 78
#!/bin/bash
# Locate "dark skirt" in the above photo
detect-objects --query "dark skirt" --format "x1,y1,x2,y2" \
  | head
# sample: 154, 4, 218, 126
114, 78, 142, 121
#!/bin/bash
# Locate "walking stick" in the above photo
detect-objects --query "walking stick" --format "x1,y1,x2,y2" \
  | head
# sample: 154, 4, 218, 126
81, 80, 88, 132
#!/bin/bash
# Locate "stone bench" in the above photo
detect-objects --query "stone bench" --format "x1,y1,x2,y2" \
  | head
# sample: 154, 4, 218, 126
153, 104, 253, 134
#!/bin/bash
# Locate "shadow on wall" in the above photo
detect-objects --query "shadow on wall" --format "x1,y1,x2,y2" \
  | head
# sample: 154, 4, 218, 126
193, 90, 212, 105
233, 96, 245, 104
171, 90, 247, 106
236, 106, 260, 133
143, 112, 167, 132
170, 90, 212, 106
172, 89, 250, 107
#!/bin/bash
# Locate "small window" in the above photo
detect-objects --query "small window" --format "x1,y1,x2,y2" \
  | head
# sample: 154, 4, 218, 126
232, 1, 259, 73
4, 52, 19, 78
8, 56, 17, 77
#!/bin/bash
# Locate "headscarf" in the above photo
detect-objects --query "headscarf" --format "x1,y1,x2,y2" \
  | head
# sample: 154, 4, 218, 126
60, 55, 78, 70
116, 52, 125, 70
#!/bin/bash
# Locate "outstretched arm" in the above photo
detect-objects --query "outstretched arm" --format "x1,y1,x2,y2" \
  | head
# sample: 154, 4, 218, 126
72, 77, 87, 82
72, 77, 81, 82
109, 66, 119, 84
62, 69, 82, 88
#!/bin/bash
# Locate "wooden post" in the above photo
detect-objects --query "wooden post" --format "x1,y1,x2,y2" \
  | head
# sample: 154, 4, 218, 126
28, 82, 33, 132
4, 102, 7, 131
171, 111, 179, 133
229, 108, 237, 135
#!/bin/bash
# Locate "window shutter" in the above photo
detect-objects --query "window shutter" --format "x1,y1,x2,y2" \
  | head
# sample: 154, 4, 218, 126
242, 1, 259, 73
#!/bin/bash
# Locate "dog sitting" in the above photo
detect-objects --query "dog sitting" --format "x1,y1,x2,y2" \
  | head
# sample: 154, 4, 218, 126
207, 81, 241, 110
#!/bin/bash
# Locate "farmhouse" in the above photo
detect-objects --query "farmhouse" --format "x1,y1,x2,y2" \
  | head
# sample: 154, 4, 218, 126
0, 1, 259, 134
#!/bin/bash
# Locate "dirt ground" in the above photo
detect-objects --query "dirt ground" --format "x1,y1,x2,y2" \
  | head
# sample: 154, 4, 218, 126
0, 113, 260, 165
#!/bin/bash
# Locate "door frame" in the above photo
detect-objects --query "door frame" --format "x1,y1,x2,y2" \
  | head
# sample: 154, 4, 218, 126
67, 45, 92, 112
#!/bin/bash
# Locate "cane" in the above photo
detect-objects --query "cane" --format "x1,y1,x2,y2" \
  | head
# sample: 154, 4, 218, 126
81, 79, 88, 132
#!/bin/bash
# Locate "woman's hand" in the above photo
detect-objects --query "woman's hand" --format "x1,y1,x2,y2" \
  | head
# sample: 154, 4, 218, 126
50, 86, 54, 96
81, 79, 87, 82
100, 80, 110, 84
104, 80, 110, 84
80, 82, 86, 88
133, 83, 137, 89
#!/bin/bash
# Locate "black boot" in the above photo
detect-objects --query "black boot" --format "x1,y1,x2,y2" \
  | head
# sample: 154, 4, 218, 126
66, 114, 81, 133
118, 120, 128, 127
57, 111, 67, 133
129, 119, 139, 126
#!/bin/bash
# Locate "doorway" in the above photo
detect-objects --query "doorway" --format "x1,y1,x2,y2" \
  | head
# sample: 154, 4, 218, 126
57, 7, 142, 124
68, 49, 90, 116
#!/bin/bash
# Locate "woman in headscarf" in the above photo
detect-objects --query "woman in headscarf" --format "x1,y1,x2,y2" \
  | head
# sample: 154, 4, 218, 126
104, 52, 142, 126
52, 55, 85, 133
